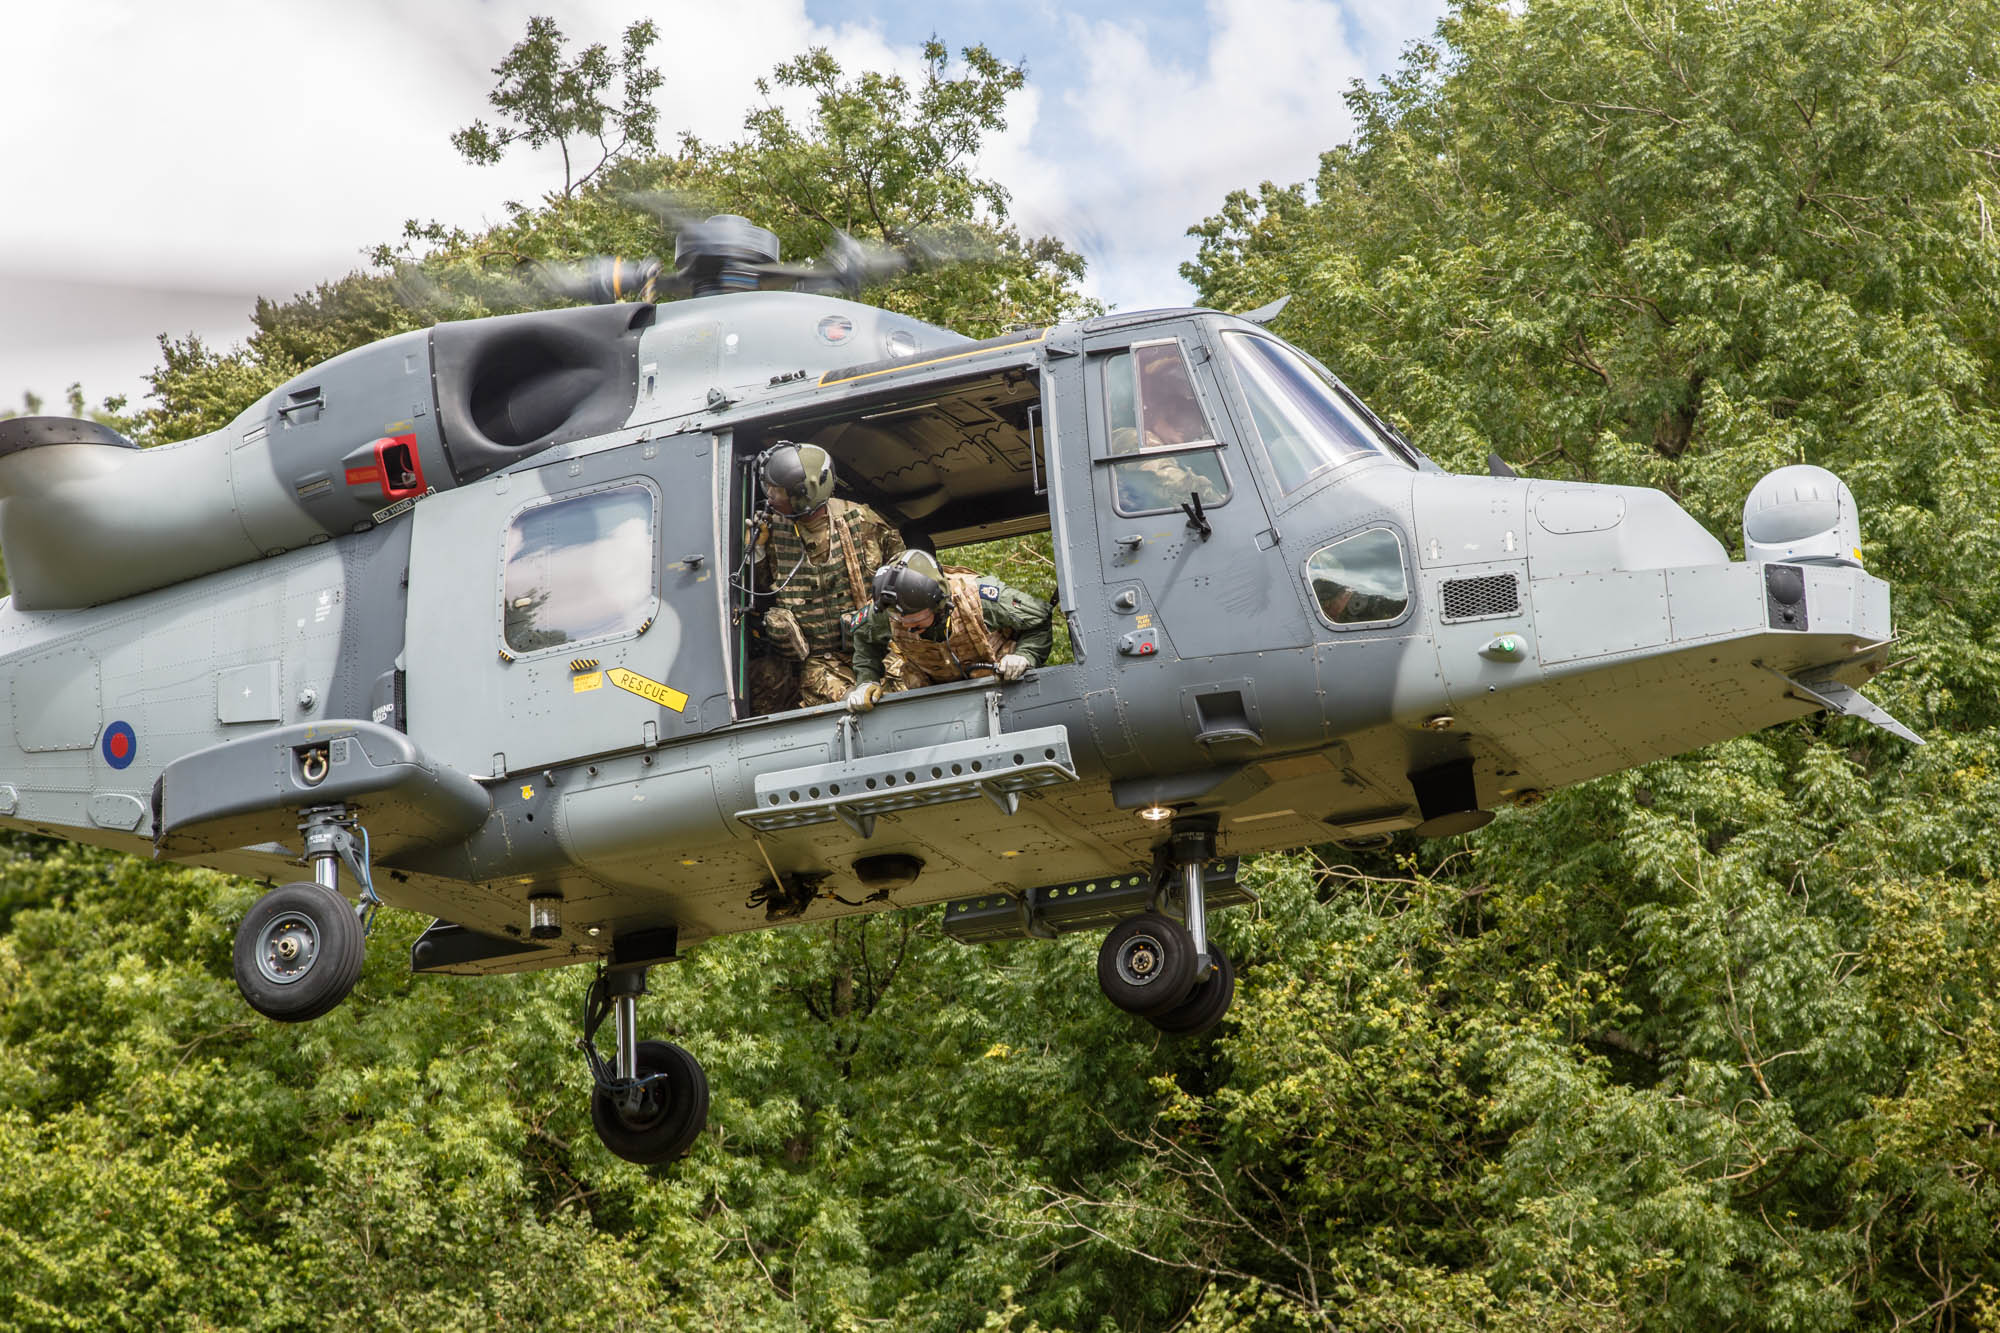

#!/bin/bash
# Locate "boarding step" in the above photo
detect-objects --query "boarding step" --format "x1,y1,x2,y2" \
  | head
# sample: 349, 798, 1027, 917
734, 724, 1076, 837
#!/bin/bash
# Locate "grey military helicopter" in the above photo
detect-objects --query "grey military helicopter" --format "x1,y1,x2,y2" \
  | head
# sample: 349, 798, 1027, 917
0, 213, 1916, 1163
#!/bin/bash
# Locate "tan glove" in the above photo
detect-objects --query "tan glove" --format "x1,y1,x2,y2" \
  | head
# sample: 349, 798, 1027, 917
845, 680, 883, 713
998, 653, 1032, 681
764, 608, 808, 661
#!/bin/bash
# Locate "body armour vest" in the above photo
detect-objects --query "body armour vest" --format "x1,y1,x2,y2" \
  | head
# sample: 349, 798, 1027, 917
894, 569, 1014, 684
763, 502, 878, 657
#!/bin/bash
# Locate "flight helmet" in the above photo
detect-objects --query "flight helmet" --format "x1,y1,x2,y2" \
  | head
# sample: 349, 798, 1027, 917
760, 441, 836, 516
871, 549, 950, 617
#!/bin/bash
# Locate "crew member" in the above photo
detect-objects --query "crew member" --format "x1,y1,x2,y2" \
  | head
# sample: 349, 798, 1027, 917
746, 441, 905, 711
844, 550, 1053, 713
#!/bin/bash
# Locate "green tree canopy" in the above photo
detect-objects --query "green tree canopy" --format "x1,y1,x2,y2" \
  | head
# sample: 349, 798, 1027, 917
10, 4, 2000, 1330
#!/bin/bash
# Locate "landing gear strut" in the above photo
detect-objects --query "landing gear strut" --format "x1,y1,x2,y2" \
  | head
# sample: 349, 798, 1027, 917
579, 967, 709, 1164
1096, 815, 1237, 1035
231, 806, 379, 1022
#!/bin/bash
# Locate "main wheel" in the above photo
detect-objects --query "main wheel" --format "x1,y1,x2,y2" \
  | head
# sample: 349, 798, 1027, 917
591, 1039, 710, 1165
1149, 944, 1236, 1036
232, 881, 365, 1022
1097, 912, 1199, 1017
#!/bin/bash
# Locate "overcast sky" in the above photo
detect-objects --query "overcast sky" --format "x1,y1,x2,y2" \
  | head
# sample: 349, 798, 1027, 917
0, 0, 1444, 413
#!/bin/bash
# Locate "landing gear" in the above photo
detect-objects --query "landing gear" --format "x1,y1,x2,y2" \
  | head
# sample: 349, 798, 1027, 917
1096, 815, 1237, 1035
232, 806, 380, 1022
1148, 944, 1235, 1036
233, 881, 364, 1021
579, 967, 709, 1164
1098, 912, 1199, 1016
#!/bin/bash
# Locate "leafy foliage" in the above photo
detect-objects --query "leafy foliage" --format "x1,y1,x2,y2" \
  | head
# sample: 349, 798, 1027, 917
451, 16, 663, 201
12, 3, 2000, 1329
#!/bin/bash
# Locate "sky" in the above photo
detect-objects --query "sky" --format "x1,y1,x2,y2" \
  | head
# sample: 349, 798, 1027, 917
0, 0, 1445, 414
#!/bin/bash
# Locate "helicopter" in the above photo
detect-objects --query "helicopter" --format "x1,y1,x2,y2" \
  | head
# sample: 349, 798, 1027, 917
0, 213, 1916, 1163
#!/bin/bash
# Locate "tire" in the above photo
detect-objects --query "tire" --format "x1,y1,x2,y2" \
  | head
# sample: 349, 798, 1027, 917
1097, 911, 1198, 1017
591, 1040, 710, 1165
1149, 944, 1236, 1036
233, 881, 365, 1023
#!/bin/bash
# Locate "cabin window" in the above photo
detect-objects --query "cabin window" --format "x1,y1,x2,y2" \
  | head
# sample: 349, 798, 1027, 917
1223, 332, 1406, 493
1305, 528, 1409, 627
501, 482, 658, 653
1102, 341, 1232, 516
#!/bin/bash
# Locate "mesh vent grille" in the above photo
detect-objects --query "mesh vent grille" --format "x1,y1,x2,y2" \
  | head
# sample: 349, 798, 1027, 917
1440, 573, 1520, 622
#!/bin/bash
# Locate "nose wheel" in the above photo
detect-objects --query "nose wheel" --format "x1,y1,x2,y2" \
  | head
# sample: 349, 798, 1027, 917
578, 967, 709, 1164
1095, 815, 1236, 1035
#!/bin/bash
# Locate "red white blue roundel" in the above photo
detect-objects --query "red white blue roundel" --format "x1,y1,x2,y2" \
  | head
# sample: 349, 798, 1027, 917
102, 720, 137, 770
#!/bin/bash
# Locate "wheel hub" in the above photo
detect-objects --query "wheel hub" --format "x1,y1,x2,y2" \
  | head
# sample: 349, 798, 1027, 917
257, 913, 320, 985
1117, 934, 1165, 986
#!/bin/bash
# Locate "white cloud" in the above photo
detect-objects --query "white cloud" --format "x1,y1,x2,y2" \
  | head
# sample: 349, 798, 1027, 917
0, 1, 1442, 408
0, 0, 924, 406
993, 0, 1404, 313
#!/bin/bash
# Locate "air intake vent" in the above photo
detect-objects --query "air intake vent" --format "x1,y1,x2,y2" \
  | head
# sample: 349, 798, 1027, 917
1439, 573, 1520, 623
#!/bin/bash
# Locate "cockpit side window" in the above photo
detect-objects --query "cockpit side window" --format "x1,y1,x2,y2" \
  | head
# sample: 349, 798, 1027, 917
1223, 332, 1411, 493
501, 482, 658, 654
1101, 341, 1233, 517
1304, 527, 1410, 628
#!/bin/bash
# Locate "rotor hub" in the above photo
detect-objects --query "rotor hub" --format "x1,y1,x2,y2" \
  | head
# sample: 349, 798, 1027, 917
675, 214, 781, 297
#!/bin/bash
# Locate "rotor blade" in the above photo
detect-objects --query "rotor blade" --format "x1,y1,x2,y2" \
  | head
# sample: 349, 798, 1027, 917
620, 188, 726, 233
524, 256, 669, 305
902, 225, 1002, 268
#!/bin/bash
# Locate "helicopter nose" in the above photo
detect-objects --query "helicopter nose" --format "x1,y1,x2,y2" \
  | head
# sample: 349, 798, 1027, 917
1411, 474, 1727, 588
1519, 479, 1729, 577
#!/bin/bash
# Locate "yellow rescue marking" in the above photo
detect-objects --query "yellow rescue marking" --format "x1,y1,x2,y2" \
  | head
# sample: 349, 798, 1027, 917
520, 784, 535, 801
606, 667, 689, 712
572, 671, 604, 693
1135, 614, 1153, 628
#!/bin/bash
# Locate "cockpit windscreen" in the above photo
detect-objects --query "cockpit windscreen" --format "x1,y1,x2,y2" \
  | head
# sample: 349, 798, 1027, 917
1223, 332, 1414, 492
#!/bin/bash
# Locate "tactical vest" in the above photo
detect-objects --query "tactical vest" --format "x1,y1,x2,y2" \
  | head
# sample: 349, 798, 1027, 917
764, 502, 873, 657
894, 569, 1013, 684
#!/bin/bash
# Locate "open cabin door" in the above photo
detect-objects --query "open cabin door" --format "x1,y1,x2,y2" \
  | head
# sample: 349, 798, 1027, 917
404, 433, 731, 778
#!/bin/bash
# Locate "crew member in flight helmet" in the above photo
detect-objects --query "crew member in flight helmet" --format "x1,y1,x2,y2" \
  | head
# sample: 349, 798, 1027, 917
844, 549, 1053, 712
745, 441, 906, 712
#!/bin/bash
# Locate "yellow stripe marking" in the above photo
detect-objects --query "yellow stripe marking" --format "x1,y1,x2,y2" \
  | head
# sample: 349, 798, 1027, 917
606, 667, 688, 712
818, 331, 1048, 386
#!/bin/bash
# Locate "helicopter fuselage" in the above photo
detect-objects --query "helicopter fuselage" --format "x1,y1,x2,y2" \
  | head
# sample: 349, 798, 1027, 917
0, 292, 1900, 975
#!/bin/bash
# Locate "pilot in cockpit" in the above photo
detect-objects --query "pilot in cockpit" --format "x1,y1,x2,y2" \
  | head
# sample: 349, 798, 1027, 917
1109, 344, 1230, 514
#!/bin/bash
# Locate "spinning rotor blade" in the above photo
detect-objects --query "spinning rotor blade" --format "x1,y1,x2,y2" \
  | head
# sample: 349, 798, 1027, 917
526, 256, 674, 305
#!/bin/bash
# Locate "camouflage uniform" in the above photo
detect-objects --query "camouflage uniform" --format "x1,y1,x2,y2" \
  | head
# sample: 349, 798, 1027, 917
851, 568, 1054, 690
747, 498, 905, 711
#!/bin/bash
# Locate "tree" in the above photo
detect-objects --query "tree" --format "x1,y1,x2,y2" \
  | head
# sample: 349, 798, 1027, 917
451, 15, 663, 202
1174, 1, 2000, 1326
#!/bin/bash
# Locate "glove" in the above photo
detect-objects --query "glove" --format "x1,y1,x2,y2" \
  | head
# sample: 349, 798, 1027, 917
997, 653, 1032, 681
764, 608, 808, 661
845, 681, 883, 713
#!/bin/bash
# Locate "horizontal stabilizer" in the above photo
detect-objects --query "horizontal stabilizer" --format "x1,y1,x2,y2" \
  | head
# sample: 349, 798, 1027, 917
0, 417, 138, 500
1781, 671, 1924, 746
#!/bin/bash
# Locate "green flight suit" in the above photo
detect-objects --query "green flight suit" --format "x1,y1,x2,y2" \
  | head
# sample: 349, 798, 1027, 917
851, 573, 1054, 689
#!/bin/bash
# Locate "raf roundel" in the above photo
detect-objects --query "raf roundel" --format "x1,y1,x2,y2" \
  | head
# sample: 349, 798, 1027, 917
101, 720, 137, 770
